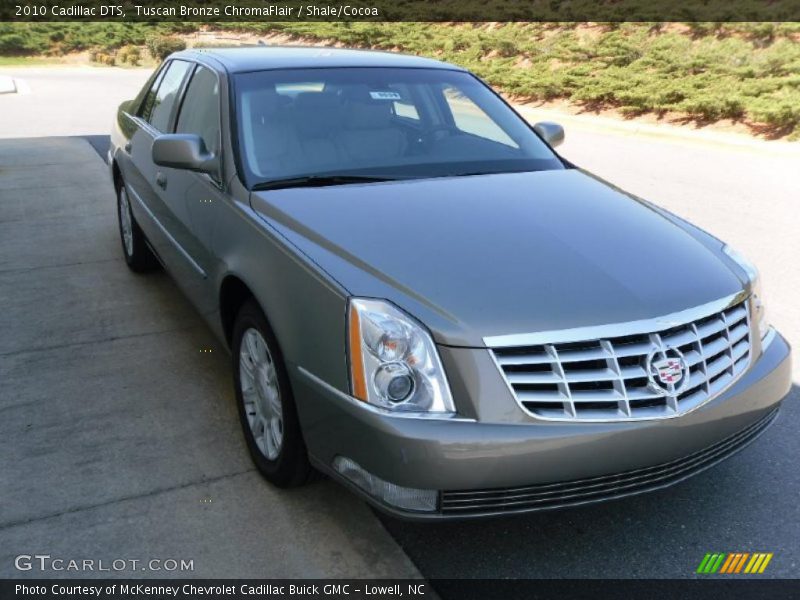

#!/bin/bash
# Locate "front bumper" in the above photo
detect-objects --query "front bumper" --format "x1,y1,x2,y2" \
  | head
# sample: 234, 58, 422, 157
295, 332, 791, 520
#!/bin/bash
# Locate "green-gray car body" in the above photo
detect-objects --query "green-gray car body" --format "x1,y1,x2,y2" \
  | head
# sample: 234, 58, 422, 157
109, 47, 792, 519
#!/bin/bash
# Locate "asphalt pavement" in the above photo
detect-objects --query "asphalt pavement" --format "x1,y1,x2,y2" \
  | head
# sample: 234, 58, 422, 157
1, 65, 798, 583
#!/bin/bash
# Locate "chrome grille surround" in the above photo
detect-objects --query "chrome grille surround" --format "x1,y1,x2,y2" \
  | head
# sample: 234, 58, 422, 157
487, 292, 753, 422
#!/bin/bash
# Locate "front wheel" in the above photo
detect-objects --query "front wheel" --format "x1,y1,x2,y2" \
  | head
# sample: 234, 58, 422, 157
116, 183, 159, 272
232, 299, 311, 487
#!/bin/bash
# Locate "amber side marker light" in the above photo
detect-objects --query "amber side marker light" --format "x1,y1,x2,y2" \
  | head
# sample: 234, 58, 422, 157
348, 303, 368, 401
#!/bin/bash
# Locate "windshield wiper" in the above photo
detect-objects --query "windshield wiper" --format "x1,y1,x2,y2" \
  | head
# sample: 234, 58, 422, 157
251, 175, 397, 191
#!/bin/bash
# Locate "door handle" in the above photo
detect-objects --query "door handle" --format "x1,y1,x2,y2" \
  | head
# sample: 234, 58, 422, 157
155, 172, 167, 190
124, 141, 132, 153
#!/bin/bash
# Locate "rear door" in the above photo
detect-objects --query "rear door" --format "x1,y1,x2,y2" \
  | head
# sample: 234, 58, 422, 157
118, 63, 166, 231
125, 59, 193, 273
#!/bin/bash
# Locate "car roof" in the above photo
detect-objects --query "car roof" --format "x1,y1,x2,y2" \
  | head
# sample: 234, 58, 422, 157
172, 46, 465, 74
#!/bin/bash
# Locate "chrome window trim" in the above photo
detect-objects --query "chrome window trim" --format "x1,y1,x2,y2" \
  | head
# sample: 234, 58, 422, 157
486, 291, 753, 423
126, 183, 207, 279
484, 290, 749, 348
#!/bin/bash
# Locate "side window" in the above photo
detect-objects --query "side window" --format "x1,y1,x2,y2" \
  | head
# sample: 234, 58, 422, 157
147, 60, 191, 132
139, 66, 166, 122
441, 85, 518, 148
175, 66, 221, 156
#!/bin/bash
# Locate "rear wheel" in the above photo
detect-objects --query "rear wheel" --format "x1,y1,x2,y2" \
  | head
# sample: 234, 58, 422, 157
116, 183, 159, 272
233, 299, 311, 487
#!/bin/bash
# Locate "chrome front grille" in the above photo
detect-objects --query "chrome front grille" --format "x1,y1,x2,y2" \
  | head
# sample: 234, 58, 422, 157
490, 299, 752, 421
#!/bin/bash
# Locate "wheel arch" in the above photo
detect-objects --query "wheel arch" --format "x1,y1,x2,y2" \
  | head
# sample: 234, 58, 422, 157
219, 274, 256, 348
111, 158, 123, 192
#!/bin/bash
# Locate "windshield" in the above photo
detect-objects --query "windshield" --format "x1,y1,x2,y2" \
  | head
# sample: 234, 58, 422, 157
233, 67, 564, 189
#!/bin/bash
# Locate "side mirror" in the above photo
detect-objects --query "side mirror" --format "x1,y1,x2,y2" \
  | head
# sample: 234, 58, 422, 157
152, 134, 218, 174
533, 121, 565, 148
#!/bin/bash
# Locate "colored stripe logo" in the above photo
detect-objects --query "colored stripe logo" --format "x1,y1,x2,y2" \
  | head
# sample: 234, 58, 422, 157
696, 552, 773, 574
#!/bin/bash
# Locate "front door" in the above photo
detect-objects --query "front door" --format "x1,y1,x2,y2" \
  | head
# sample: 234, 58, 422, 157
153, 64, 224, 318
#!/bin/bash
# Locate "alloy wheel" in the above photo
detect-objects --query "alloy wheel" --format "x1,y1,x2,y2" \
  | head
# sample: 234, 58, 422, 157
118, 187, 134, 257
239, 328, 284, 460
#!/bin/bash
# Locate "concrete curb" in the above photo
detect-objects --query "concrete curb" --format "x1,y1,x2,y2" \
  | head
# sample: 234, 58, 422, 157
0, 75, 17, 94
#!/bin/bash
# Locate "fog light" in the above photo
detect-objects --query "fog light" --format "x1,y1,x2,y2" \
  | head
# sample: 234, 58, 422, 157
332, 456, 438, 512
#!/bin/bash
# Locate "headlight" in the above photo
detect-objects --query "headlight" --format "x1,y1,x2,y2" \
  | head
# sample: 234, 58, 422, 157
723, 245, 772, 346
348, 298, 455, 414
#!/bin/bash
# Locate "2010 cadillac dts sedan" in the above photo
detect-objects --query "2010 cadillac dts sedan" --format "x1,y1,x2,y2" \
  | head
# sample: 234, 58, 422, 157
109, 47, 792, 519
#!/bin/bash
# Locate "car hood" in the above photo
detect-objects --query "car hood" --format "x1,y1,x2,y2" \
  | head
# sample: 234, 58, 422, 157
250, 169, 746, 347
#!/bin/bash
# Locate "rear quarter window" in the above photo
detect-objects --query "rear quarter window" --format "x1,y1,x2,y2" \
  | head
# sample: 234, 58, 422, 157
138, 65, 167, 122
145, 60, 191, 132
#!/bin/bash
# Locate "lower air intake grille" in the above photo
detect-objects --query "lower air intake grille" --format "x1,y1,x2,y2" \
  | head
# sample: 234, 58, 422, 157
440, 408, 777, 516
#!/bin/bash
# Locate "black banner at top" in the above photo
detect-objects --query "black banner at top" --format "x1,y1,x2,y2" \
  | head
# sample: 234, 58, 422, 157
4, 0, 800, 22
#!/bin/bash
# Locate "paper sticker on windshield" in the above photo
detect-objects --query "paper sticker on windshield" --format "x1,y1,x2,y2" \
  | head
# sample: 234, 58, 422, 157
369, 91, 402, 100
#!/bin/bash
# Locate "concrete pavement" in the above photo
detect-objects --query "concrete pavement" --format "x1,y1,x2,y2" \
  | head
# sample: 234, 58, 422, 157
0, 138, 422, 578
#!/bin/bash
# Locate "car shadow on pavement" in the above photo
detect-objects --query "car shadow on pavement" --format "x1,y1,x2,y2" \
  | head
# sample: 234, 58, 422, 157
78, 134, 111, 161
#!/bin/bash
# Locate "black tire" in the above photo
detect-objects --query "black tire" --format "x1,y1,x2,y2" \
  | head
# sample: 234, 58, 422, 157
116, 182, 159, 273
232, 299, 311, 487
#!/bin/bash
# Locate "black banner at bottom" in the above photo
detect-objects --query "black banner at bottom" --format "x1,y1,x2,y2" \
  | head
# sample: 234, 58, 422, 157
3, 579, 800, 600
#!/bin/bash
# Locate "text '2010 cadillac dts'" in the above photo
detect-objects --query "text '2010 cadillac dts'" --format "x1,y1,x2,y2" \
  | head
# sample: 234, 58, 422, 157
109, 46, 792, 519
